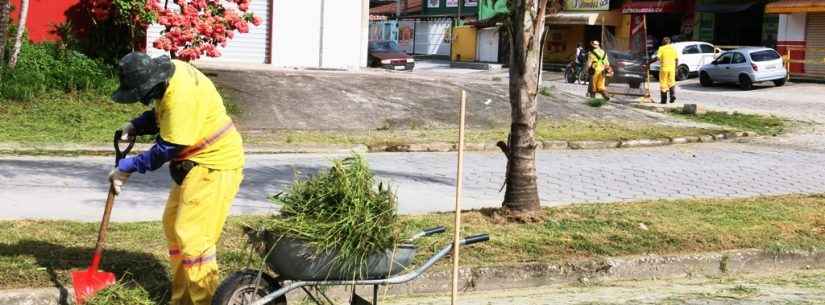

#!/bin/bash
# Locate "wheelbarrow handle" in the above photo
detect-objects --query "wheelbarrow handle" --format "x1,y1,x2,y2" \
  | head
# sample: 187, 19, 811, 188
408, 225, 447, 242
461, 234, 490, 246
113, 130, 135, 166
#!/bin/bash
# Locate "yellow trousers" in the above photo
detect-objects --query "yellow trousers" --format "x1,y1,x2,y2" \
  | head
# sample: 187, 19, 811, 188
659, 70, 676, 92
591, 68, 607, 94
163, 166, 244, 305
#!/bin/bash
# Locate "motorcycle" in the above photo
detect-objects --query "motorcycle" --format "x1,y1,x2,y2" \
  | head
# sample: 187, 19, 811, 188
564, 60, 588, 85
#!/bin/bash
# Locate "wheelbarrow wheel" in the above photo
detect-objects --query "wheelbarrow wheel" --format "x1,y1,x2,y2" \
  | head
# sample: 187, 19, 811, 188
212, 270, 287, 305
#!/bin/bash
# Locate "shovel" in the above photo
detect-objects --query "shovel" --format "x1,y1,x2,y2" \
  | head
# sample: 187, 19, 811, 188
71, 130, 134, 304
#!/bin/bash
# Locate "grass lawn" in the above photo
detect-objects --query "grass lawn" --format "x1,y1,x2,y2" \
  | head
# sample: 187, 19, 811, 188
243, 120, 729, 147
671, 111, 787, 135
0, 92, 145, 144
1, 195, 823, 303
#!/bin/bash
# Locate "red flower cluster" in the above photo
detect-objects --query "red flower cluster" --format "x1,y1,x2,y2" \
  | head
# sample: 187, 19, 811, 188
145, 0, 261, 61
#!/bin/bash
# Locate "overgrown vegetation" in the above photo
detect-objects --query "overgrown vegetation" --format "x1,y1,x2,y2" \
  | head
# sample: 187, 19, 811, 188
251, 154, 401, 279
1, 195, 824, 303
0, 41, 116, 100
672, 111, 787, 135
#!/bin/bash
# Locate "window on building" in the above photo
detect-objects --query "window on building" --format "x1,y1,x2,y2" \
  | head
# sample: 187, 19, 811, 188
683, 45, 700, 55
733, 52, 746, 64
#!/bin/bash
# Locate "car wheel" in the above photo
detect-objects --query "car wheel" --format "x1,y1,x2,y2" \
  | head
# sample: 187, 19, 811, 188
699, 72, 713, 87
773, 78, 786, 87
676, 65, 690, 81
629, 81, 641, 89
739, 75, 753, 90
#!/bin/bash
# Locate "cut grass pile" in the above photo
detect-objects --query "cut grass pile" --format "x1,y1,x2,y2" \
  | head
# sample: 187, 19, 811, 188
85, 282, 155, 305
587, 98, 607, 108
672, 111, 787, 135
253, 154, 400, 278
1, 195, 823, 303
244, 120, 730, 147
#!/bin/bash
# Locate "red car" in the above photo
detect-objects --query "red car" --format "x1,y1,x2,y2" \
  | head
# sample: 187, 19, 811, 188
368, 41, 415, 71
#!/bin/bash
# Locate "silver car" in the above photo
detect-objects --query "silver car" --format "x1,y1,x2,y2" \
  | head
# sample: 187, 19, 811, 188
698, 47, 787, 90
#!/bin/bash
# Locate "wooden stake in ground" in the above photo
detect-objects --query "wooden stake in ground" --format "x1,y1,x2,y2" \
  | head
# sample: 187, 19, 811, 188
450, 90, 467, 305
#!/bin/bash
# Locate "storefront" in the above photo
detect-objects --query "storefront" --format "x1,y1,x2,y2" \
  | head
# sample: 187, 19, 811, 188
695, 1, 772, 47
543, 0, 623, 64
767, 0, 825, 79
621, 0, 695, 53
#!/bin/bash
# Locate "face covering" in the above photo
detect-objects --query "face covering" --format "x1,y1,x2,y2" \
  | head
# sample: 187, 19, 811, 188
141, 82, 168, 106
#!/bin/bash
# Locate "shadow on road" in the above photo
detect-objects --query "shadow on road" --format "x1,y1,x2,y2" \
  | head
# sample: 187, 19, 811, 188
0, 240, 170, 304
678, 81, 780, 93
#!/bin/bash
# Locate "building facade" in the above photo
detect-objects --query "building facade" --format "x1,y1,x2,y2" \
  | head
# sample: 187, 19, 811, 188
767, 0, 825, 79
146, 0, 370, 70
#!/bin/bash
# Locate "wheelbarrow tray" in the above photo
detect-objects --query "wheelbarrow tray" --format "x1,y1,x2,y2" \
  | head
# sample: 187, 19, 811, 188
251, 230, 416, 281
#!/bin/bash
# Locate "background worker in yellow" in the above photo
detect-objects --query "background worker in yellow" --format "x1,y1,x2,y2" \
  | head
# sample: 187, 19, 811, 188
652, 37, 679, 104
586, 40, 611, 101
108, 52, 245, 305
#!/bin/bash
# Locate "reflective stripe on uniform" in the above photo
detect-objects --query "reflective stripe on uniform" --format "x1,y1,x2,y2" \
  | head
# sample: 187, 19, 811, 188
182, 254, 217, 268
176, 121, 235, 161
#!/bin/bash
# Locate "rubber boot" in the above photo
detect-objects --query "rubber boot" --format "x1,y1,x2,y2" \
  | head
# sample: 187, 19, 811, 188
660, 92, 668, 104
669, 87, 676, 103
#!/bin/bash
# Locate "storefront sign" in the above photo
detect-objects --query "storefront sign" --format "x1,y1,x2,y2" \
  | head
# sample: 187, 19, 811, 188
428, 0, 440, 8
466, 0, 478, 7
446, 0, 458, 8
621, 1, 680, 14
565, 0, 610, 11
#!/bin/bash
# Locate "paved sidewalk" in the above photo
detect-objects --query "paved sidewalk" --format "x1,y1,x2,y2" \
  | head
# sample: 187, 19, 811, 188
385, 269, 825, 305
2, 141, 825, 222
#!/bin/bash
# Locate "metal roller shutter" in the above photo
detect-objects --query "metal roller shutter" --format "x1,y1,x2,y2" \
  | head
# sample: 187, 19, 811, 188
146, 0, 271, 64
805, 13, 825, 77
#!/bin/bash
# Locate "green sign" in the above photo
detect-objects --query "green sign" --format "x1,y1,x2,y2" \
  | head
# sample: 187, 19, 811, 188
564, 0, 610, 11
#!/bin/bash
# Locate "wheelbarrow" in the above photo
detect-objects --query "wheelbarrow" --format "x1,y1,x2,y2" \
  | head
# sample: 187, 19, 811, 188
212, 226, 489, 305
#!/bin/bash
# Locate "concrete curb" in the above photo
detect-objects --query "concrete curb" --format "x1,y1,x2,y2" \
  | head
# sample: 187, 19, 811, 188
2, 248, 822, 305
0, 132, 753, 156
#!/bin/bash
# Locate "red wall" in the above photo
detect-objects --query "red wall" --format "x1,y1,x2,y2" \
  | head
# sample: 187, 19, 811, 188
10, 0, 81, 42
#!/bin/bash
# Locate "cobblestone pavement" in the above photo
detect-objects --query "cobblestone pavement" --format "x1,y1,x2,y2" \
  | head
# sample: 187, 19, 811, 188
3, 140, 825, 221
385, 270, 825, 305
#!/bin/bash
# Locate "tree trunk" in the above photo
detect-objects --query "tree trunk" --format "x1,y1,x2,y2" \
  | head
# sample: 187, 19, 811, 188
8, 0, 28, 69
0, 0, 11, 64
501, 0, 549, 213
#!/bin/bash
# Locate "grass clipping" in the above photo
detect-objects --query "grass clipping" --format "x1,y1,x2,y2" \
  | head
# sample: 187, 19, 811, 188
84, 282, 155, 305
258, 154, 400, 277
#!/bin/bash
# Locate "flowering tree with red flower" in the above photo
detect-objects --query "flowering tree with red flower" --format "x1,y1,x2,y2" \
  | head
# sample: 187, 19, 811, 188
146, 0, 262, 61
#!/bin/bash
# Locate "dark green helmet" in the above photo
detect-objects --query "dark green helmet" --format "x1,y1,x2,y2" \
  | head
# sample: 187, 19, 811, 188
111, 52, 175, 104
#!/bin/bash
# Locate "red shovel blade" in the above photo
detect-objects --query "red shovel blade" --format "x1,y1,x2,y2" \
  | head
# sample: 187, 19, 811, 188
71, 268, 116, 304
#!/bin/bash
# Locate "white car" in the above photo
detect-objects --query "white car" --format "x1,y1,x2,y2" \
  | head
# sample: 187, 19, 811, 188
699, 47, 787, 90
650, 41, 720, 81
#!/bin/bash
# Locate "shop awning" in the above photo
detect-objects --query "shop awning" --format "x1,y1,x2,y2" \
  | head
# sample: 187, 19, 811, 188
696, 2, 754, 13
547, 11, 620, 26
621, 1, 681, 14
766, 0, 825, 14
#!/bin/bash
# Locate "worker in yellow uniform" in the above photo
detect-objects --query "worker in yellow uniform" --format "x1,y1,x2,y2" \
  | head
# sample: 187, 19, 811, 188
586, 40, 611, 101
652, 37, 679, 104
108, 52, 245, 305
